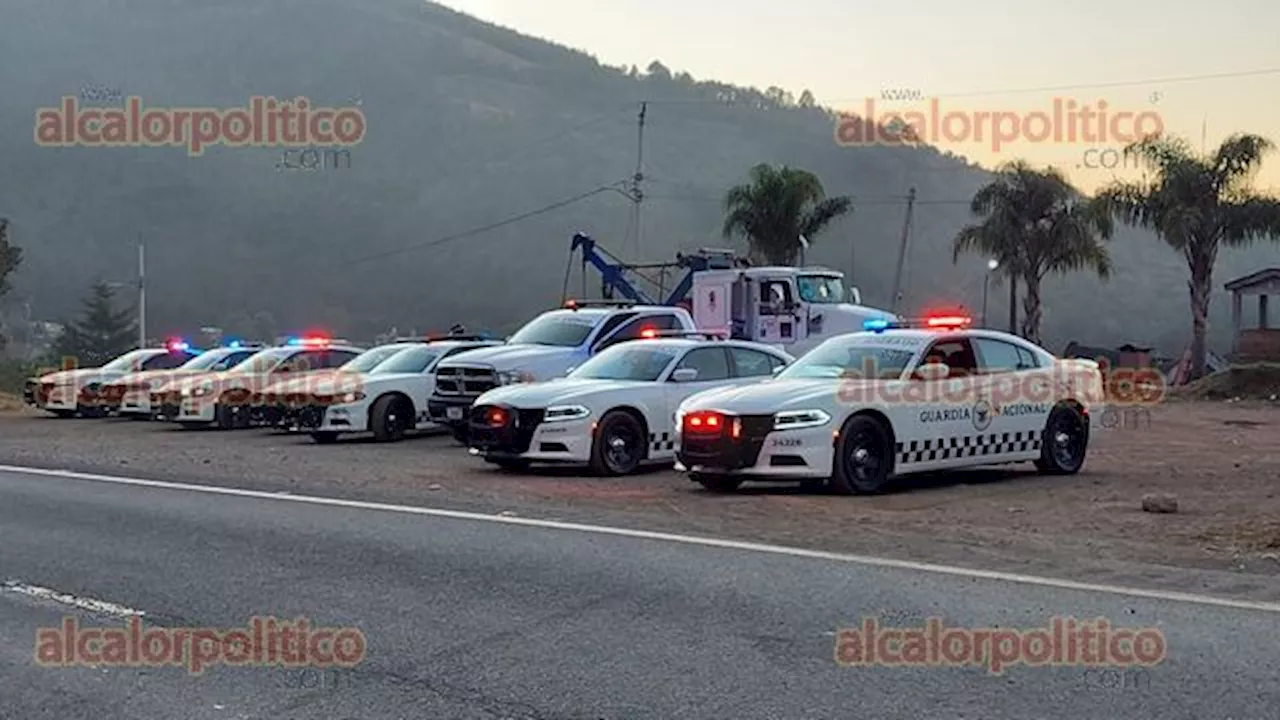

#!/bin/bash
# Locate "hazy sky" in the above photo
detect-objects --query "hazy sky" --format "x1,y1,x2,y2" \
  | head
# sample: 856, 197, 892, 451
435, 0, 1280, 193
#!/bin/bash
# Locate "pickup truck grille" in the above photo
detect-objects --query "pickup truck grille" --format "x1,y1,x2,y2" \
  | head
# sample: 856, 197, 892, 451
434, 366, 499, 397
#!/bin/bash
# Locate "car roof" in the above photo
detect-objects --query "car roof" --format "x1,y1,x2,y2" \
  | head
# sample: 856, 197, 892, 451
853, 327, 1044, 348
620, 338, 789, 354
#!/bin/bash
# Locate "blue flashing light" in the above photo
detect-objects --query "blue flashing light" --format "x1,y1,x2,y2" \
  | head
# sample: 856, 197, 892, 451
227, 340, 243, 349
863, 318, 893, 333
286, 337, 301, 346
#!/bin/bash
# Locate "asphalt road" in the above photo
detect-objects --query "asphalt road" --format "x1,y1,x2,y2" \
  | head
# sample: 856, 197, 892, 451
1, 466, 1278, 720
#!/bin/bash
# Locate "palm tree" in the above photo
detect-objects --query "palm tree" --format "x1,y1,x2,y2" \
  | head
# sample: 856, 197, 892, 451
1097, 134, 1280, 380
953, 162, 1113, 345
722, 164, 853, 265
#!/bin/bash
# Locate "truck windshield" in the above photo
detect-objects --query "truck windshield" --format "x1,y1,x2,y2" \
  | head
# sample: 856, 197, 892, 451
508, 313, 600, 347
797, 275, 845, 304
569, 346, 679, 382
777, 338, 915, 380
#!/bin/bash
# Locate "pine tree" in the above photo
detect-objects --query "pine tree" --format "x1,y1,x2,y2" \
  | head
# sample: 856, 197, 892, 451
55, 282, 138, 366
0, 218, 19, 299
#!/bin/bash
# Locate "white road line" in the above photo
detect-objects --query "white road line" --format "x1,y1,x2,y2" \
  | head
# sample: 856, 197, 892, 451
1, 580, 145, 618
3, 463, 1280, 614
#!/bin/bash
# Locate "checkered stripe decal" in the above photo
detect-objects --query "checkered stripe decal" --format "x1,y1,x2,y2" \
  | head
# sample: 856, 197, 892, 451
649, 431, 675, 451
896, 431, 1041, 464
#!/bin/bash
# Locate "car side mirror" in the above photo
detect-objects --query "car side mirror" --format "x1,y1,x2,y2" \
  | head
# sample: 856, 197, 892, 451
914, 363, 950, 381
849, 287, 862, 304
771, 365, 785, 375
564, 365, 576, 375
671, 368, 698, 382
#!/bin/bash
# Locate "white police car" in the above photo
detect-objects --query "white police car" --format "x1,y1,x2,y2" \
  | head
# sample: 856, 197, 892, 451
294, 337, 504, 443
673, 314, 1106, 494
466, 333, 793, 475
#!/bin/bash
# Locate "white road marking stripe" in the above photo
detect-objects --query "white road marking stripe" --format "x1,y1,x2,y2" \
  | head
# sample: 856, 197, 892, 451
1, 580, 146, 618
3, 463, 1279, 614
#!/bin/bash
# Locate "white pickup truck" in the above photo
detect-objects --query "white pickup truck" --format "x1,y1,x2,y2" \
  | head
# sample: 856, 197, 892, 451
428, 301, 698, 441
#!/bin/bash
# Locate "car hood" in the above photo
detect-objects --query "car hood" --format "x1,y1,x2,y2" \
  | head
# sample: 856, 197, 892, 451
476, 378, 651, 408
437, 344, 576, 373
678, 378, 846, 414
39, 369, 111, 386
110, 369, 183, 387
332, 372, 429, 395
264, 370, 351, 394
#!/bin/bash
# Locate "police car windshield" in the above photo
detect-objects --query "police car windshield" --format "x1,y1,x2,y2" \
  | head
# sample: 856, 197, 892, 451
228, 348, 292, 374
508, 312, 601, 347
570, 345, 679, 382
342, 345, 410, 373
180, 350, 236, 371
797, 275, 845, 304
777, 338, 915, 380
371, 346, 441, 374
102, 350, 156, 371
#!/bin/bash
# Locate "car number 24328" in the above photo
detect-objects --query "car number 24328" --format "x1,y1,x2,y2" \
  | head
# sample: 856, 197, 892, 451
770, 438, 801, 447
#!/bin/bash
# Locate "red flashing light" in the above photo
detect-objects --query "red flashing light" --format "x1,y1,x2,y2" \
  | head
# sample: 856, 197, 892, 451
639, 326, 658, 339
925, 315, 972, 329
564, 299, 578, 309
486, 407, 507, 426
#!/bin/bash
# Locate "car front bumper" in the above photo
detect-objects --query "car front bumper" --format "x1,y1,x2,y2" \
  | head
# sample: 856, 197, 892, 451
294, 402, 369, 433
675, 414, 832, 480
466, 404, 589, 463
428, 395, 475, 427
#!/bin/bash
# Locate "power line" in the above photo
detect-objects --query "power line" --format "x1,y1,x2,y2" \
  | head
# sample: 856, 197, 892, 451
828, 66, 1280, 103
343, 181, 629, 266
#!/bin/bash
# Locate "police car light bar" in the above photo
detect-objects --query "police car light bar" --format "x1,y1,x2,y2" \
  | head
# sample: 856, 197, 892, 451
563, 298, 637, 310
639, 330, 728, 340
863, 314, 972, 332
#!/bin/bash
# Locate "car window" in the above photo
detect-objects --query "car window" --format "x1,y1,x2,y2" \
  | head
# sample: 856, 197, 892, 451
591, 312, 638, 344
595, 313, 682, 351
729, 347, 779, 377
975, 339, 1024, 374
143, 352, 195, 370
919, 338, 978, 378
212, 350, 256, 371
1016, 346, 1040, 369
323, 350, 361, 368
277, 351, 321, 373
674, 347, 730, 381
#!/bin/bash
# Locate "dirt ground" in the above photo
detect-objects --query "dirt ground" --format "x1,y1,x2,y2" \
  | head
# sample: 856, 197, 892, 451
2, 400, 1279, 601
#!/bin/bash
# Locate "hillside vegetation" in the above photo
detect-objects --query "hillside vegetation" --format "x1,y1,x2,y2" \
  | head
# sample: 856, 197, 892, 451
1, 0, 1275, 352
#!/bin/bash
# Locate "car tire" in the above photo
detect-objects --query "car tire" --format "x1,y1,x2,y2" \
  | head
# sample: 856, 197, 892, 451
214, 403, 237, 430
589, 410, 646, 476
691, 472, 743, 493
449, 425, 470, 445
310, 432, 340, 444
370, 395, 408, 443
1035, 403, 1089, 475
830, 414, 894, 495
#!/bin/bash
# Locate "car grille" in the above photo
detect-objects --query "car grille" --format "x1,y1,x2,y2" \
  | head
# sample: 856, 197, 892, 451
468, 404, 544, 454
434, 366, 499, 398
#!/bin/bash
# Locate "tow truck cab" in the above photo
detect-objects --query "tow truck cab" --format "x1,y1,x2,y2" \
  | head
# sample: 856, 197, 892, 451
428, 302, 697, 439
688, 265, 893, 357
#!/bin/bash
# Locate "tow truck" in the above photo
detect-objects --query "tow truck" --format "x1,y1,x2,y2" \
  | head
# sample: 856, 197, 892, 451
566, 232, 896, 357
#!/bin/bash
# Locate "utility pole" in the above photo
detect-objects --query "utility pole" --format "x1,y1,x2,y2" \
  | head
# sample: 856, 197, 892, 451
137, 237, 147, 348
629, 101, 647, 256
889, 187, 915, 313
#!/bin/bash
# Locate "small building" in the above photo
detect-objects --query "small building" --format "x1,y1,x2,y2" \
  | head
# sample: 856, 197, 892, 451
1225, 268, 1280, 361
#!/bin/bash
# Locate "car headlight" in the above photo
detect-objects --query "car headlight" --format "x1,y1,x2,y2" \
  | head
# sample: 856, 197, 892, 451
544, 405, 590, 423
497, 370, 535, 385
773, 409, 831, 430
340, 392, 365, 404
